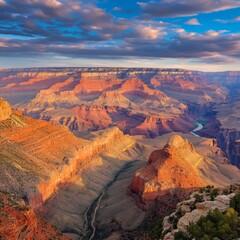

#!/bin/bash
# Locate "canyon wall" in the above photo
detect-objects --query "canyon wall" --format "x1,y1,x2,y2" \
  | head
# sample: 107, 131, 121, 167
217, 129, 240, 167
0, 100, 137, 210
215, 101, 240, 167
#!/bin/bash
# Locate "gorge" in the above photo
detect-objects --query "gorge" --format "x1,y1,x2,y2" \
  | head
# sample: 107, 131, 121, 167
1, 68, 240, 240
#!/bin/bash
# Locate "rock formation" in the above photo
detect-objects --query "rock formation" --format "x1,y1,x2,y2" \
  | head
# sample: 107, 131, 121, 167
215, 101, 240, 167
161, 185, 240, 240
0, 191, 69, 240
0, 98, 12, 121
131, 134, 240, 204
132, 135, 207, 202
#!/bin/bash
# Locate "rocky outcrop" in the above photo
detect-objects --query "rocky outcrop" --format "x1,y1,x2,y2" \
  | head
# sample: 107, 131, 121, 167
161, 186, 239, 240
131, 134, 240, 204
0, 191, 69, 240
0, 98, 12, 121
131, 135, 207, 202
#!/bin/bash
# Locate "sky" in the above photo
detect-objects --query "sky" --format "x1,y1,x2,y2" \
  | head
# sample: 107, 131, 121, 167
0, 0, 239, 71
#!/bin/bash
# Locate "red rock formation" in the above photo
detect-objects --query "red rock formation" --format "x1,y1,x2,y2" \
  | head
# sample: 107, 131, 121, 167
0, 191, 69, 240
132, 135, 207, 202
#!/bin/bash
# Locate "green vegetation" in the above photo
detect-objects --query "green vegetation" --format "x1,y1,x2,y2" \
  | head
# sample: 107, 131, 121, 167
194, 193, 203, 203
210, 188, 220, 201
230, 193, 240, 214
174, 208, 240, 240
148, 218, 163, 240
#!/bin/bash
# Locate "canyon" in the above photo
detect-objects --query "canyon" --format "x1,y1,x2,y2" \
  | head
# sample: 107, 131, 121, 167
0, 68, 230, 138
1, 68, 240, 239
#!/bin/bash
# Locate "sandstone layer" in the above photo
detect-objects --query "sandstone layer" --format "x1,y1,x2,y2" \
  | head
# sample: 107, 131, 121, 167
0, 191, 69, 240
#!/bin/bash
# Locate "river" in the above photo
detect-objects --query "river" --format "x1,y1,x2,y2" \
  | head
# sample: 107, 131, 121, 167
190, 122, 203, 137
83, 160, 139, 240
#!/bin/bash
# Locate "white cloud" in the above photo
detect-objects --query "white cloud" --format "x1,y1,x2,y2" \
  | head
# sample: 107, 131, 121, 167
185, 18, 201, 25
136, 25, 164, 40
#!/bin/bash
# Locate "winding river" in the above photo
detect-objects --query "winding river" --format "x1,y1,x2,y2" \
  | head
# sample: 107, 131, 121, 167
190, 122, 203, 137
84, 160, 139, 240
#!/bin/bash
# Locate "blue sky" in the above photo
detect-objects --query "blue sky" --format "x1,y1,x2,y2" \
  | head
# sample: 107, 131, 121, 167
0, 0, 239, 71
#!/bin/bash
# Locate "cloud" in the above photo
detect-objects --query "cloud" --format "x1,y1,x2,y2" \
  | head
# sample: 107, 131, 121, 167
1, 29, 239, 66
234, 16, 240, 21
0, 0, 239, 67
113, 7, 122, 11
138, 0, 240, 18
215, 15, 240, 23
185, 18, 201, 25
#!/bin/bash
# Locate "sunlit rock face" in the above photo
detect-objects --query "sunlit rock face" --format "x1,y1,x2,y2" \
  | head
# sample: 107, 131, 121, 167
0, 98, 12, 121
132, 135, 207, 202
131, 134, 240, 204
0, 99, 135, 210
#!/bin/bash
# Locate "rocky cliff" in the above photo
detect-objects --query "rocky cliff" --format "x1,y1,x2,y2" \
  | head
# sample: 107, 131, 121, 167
161, 185, 240, 240
131, 134, 240, 205
0, 99, 136, 209
0, 191, 69, 240
0, 98, 12, 121
215, 101, 240, 167
0, 98, 141, 238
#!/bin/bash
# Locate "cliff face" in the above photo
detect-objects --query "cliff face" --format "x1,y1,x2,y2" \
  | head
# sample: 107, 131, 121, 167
0, 99, 136, 210
131, 134, 240, 205
217, 129, 240, 167
0, 191, 69, 240
0, 98, 12, 121
0, 98, 141, 238
215, 101, 240, 167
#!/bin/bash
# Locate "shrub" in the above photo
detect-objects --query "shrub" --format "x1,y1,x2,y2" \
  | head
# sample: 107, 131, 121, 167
174, 231, 190, 240
187, 208, 240, 240
148, 218, 163, 240
194, 193, 203, 203
210, 188, 219, 201
230, 193, 240, 214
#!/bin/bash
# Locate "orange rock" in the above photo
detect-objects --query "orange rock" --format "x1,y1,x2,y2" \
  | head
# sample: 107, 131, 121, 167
132, 135, 207, 202
0, 191, 69, 240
